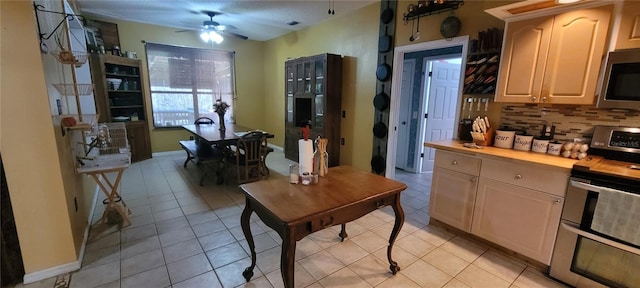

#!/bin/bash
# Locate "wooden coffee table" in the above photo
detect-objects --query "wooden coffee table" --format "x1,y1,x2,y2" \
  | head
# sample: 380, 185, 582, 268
239, 166, 407, 288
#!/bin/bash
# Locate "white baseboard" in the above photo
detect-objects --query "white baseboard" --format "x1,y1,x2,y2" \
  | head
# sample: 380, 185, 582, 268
267, 143, 283, 152
22, 258, 80, 284
23, 179, 100, 284
152, 150, 184, 157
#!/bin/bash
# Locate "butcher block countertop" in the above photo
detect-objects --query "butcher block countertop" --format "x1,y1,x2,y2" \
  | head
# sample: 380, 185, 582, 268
425, 140, 578, 170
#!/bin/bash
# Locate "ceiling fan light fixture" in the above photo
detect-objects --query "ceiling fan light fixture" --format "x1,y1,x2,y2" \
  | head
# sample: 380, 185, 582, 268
200, 30, 224, 44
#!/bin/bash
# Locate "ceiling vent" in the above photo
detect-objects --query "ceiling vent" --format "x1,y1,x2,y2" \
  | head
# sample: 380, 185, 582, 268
286, 20, 300, 26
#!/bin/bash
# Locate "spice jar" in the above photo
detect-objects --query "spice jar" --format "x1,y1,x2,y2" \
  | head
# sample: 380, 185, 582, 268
289, 164, 299, 184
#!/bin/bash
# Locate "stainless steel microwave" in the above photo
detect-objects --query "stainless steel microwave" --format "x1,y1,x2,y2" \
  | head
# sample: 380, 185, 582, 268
596, 48, 640, 110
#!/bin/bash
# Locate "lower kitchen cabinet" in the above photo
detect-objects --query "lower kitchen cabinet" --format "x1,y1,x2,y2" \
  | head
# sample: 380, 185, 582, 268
125, 121, 151, 162
430, 168, 478, 232
428, 149, 568, 265
471, 178, 563, 264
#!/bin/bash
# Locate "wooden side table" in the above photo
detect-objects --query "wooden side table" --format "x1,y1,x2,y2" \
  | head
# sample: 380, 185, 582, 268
239, 166, 407, 288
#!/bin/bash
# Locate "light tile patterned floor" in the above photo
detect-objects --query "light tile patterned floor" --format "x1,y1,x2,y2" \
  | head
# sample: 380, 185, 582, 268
14, 150, 569, 288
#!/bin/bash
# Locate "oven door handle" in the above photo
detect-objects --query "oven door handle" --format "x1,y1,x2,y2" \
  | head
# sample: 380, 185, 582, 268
561, 221, 640, 255
570, 179, 634, 196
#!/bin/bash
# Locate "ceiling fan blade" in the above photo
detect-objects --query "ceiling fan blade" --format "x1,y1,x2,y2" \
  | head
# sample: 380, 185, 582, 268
222, 31, 248, 40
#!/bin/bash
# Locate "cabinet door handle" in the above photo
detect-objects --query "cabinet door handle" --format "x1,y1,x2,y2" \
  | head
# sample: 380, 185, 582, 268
541, 96, 547, 103
554, 199, 561, 204
515, 174, 522, 179
470, 177, 476, 183
531, 96, 537, 102
452, 160, 458, 165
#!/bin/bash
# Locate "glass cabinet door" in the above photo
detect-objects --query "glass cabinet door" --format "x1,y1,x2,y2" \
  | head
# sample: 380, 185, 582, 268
304, 62, 312, 93
286, 64, 295, 94
315, 58, 324, 95
286, 64, 295, 124
296, 62, 304, 93
314, 58, 325, 128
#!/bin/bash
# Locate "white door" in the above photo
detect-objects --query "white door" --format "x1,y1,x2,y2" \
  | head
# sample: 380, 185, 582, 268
420, 59, 460, 172
395, 59, 415, 171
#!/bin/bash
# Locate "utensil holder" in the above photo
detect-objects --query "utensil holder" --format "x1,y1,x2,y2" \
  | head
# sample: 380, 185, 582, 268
473, 128, 493, 146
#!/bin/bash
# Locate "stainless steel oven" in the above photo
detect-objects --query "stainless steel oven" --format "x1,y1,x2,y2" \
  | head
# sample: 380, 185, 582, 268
550, 126, 640, 288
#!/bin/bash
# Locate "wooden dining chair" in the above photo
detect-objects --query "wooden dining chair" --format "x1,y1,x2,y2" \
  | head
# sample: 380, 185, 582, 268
227, 131, 268, 184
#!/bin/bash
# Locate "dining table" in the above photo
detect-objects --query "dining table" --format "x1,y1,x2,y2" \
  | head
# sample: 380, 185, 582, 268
181, 123, 274, 147
181, 123, 275, 183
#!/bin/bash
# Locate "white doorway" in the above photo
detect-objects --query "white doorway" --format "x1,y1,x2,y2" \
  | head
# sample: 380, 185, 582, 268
395, 59, 416, 171
386, 36, 469, 179
421, 58, 461, 173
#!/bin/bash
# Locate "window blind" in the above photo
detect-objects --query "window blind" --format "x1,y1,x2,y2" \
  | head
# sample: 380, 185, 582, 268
145, 42, 235, 128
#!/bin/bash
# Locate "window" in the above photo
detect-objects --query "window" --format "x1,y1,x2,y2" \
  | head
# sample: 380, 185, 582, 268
144, 42, 235, 128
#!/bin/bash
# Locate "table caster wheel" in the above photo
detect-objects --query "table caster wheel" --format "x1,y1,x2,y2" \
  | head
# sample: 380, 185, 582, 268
390, 263, 400, 275
242, 268, 254, 281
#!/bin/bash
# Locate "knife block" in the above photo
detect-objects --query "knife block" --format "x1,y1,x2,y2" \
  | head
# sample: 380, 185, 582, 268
473, 128, 493, 146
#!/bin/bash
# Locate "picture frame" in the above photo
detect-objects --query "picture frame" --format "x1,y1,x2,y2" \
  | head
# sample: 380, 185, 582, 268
85, 28, 98, 48
84, 19, 120, 50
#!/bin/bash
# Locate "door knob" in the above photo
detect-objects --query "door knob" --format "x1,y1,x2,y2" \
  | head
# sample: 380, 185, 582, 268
402, 121, 407, 125
515, 174, 522, 179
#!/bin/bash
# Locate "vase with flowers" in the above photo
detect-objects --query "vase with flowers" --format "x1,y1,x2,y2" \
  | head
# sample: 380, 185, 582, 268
213, 99, 230, 131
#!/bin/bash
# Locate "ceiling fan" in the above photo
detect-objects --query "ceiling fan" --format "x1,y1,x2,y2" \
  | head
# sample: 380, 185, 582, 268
190, 11, 249, 42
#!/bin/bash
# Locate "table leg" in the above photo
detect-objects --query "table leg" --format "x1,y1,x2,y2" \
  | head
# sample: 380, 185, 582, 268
91, 170, 131, 227
387, 194, 405, 275
280, 229, 296, 288
339, 224, 348, 242
241, 201, 256, 282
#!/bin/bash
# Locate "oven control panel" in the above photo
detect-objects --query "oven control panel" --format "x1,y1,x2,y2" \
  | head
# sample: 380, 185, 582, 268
591, 126, 640, 154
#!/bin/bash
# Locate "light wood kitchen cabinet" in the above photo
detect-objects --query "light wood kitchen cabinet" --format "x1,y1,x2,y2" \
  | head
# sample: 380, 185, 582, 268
495, 5, 612, 105
430, 150, 481, 232
431, 168, 478, 232
471, 178, 563, 265
614, 1, 640, 50
428, 148, 570, 265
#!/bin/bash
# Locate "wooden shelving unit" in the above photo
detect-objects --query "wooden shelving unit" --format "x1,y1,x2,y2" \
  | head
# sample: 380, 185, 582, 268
90, 54, 152, 162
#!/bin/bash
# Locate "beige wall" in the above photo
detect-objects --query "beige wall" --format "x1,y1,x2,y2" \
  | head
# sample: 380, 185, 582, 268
263, 3, 381, 170
0, 1, 79, 273
262, 1, 511, 170
88, 18, 267, 152
395, 1, 511, 46
93, 1, 512, 171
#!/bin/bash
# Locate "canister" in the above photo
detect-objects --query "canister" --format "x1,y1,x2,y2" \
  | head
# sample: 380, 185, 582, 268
513, 135, 533, 151
532, 138, 550, 153
547, 141, 563, 155
494, 130, 516, 149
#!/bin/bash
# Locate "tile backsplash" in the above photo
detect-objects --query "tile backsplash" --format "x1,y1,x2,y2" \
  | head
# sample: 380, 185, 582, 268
499, 104, 640, 141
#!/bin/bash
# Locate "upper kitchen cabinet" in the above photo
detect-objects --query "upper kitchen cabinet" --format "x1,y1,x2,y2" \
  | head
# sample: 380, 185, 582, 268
495, 5, 612, 105
614, 1, 640, 50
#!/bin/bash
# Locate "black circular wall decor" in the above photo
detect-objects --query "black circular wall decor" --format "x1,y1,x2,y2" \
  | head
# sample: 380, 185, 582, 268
440, 15, 461, 39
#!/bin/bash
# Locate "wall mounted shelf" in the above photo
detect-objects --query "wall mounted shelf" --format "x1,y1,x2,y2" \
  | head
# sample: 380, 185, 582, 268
403, 0, 464, 21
